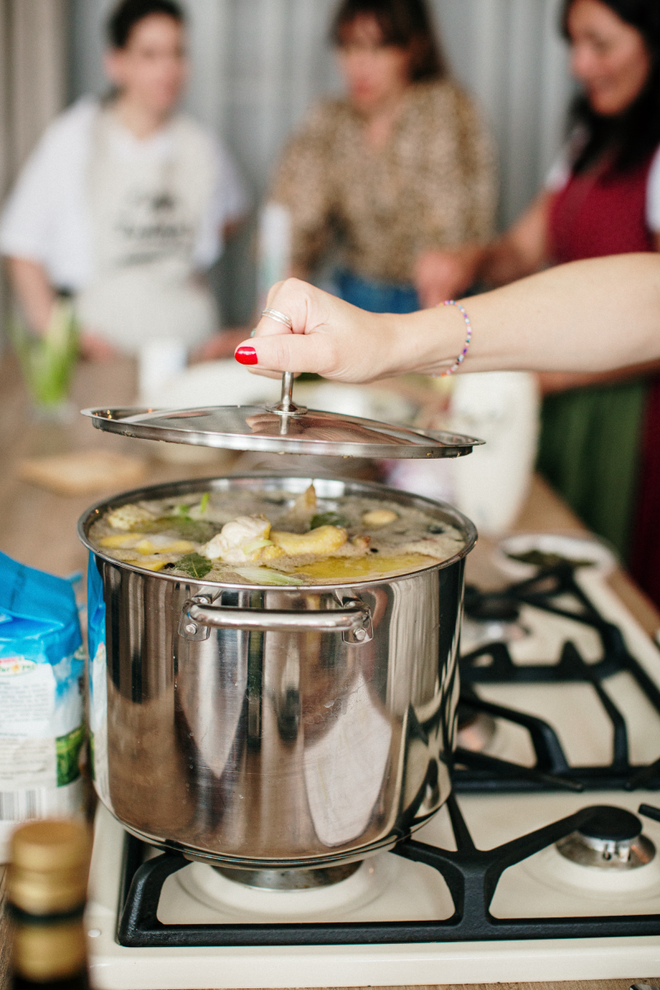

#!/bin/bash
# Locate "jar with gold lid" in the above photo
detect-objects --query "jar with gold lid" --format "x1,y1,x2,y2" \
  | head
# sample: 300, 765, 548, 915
7, 820, 91, 989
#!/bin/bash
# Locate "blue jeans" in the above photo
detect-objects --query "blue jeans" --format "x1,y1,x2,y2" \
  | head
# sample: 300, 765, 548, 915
335, 269, 420, 314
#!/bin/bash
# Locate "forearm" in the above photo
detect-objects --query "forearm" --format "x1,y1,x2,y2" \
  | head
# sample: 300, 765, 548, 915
456, 254, 660, 375
6, 256, 56, 334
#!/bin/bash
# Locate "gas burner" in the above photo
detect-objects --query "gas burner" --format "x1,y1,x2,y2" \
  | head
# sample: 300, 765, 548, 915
114, 793, 660, 947
213, 861, 362, 890
556, 805, 655, 870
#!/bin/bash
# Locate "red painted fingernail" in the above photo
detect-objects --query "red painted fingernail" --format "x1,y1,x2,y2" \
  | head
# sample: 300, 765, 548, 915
235, 345, 258, 365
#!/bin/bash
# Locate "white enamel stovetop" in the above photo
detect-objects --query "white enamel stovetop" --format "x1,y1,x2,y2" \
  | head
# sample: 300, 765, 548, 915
85, 570, 660, 989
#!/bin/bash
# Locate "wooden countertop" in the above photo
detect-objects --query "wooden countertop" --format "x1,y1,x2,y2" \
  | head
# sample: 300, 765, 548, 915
0, 354, 240, 579
0, 353, 658, 990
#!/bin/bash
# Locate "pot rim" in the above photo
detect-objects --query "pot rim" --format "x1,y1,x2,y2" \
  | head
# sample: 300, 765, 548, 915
78, 471, 477, 591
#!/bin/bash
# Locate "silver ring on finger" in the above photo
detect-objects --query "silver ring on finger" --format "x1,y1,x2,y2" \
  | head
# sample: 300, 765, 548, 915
261, 307, 293, 330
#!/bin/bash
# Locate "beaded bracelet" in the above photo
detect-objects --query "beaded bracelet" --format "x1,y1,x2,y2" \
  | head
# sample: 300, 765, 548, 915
436, 299, 472, 377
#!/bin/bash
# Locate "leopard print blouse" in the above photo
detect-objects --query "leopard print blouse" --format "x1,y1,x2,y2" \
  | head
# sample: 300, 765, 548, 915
270, 80, 497, 285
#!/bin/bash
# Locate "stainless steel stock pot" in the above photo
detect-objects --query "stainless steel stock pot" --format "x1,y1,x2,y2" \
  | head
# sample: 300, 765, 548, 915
79, 474, 477, 868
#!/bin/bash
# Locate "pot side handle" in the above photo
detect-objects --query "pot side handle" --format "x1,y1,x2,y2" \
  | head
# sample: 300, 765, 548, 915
178, 597, 373, 645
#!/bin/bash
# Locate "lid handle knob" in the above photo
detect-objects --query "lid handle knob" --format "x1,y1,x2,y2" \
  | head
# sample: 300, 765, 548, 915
269, 372, 308, 424
280, 372, 295, 413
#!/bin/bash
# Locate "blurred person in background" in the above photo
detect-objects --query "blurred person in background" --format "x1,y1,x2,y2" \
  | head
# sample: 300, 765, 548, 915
0, 0, 249, 360
417, 0, 660, 599
266, 0, 496, 315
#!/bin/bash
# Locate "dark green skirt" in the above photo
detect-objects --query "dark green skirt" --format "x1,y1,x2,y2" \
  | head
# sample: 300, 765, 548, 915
537, 381, 647, 561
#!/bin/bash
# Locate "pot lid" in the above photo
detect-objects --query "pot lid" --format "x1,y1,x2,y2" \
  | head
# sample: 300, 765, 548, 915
82, 373, 483, 459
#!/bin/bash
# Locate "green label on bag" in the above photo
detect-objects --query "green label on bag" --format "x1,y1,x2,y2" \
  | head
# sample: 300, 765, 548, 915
56, 724, 85, 786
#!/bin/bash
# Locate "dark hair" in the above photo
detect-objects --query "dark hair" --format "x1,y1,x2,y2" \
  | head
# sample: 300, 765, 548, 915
562, 0, 660, 173
107, 0, 185, 50
330, 0, 446, 83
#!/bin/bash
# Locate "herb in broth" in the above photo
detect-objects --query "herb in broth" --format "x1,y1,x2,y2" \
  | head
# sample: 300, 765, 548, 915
161, 516, 217, 543
177, 552, 213, 579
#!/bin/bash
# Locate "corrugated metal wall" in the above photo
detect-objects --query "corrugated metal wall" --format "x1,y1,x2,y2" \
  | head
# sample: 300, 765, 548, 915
69, 0, 573, 323
0, 0, 68, 346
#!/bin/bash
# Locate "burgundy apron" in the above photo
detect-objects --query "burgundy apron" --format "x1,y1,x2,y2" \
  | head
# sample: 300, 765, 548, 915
543, 151, 659, 603
549, 155, 656, 261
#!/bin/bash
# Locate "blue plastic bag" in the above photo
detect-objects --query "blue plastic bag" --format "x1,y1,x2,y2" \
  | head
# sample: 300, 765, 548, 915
86, 552, 107, 788
0, 551, 84, 858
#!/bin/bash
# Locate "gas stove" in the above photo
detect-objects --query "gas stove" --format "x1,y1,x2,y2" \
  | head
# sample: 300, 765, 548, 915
85, 564, 660, 988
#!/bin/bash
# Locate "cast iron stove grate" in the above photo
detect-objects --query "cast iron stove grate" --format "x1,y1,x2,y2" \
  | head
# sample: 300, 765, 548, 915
454, 565, 660, 794
116, 797, 660, 947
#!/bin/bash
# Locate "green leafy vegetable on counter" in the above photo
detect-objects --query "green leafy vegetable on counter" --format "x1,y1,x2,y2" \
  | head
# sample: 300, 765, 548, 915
176, 552, 213, 579
310, 512, 348, 530
10, 300, 79, 411
506, 550, 595, 569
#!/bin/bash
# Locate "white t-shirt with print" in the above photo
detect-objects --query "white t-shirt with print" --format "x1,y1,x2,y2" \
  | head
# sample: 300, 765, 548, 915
0, 98, 250, 350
